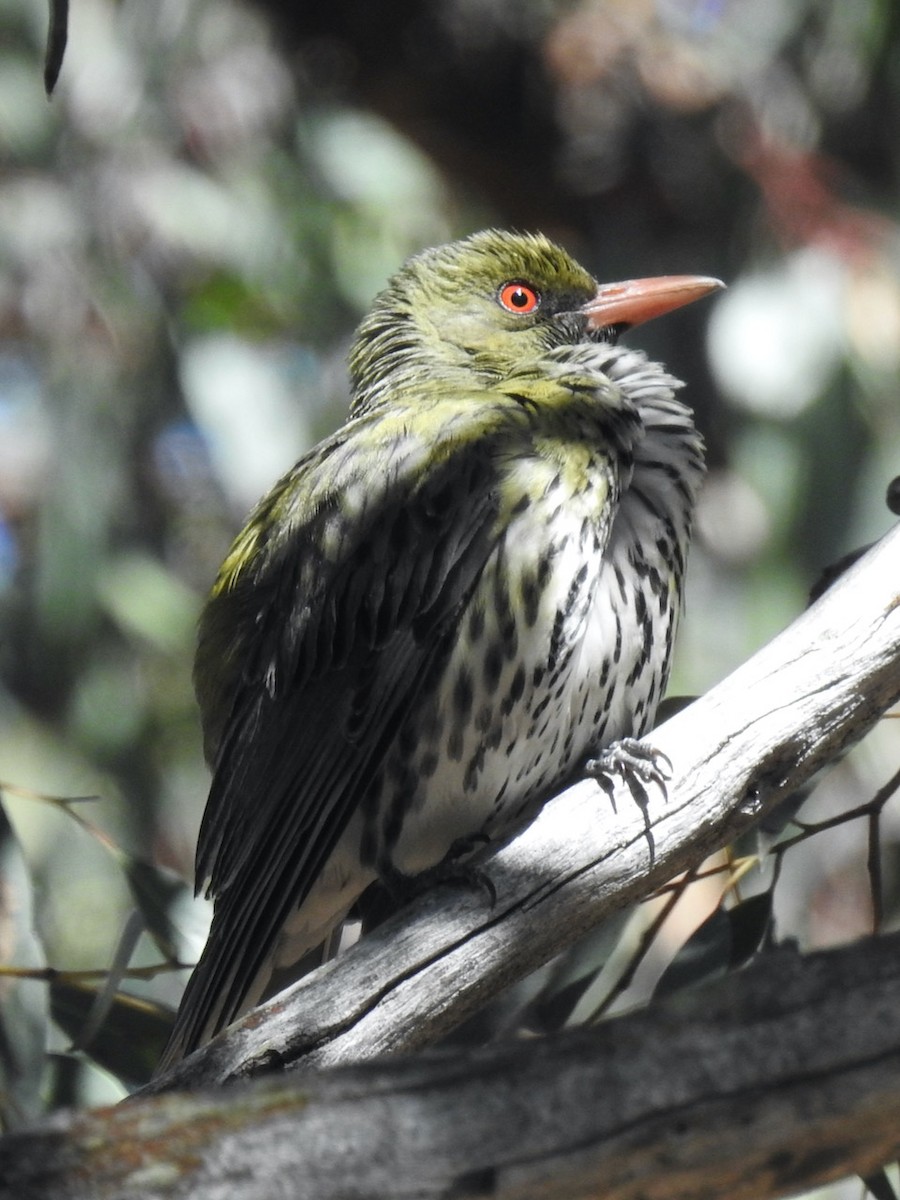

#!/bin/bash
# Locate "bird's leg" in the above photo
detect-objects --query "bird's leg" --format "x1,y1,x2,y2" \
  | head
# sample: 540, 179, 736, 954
379, 831, 497, 911
583, 739, 672, 862
585, 738, 672, 790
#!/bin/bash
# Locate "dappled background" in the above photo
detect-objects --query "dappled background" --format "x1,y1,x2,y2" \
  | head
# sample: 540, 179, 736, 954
1, 0, 899, 1120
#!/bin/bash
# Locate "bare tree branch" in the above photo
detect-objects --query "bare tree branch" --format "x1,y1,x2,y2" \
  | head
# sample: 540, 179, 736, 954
144, 520, 900, 1093
4, 933, 900, 1199
1, 525, 897, 1198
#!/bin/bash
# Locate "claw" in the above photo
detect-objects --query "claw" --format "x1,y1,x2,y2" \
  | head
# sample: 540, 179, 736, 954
584, 738, 671, 862
449, 861, 497, 907
444, 830, 491, 861
585, 738, 671, 789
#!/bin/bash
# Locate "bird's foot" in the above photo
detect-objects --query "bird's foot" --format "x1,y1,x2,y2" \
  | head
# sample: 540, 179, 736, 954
584, 738, 672, 862
585, 738, 672, 797
381, 832, 496, 909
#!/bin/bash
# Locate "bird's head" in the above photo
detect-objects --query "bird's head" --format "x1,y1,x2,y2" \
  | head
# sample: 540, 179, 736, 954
348, 230, 721, 413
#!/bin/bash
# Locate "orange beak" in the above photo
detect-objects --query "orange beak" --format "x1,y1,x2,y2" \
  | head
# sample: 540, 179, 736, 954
582, 275, 724, 331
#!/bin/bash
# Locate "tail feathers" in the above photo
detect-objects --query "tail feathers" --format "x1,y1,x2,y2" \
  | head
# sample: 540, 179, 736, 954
154, 920, 275, 1076
154, 878, 364, 1076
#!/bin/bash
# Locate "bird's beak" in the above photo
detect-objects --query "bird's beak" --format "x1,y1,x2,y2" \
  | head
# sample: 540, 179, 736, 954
582, 275, 724, 332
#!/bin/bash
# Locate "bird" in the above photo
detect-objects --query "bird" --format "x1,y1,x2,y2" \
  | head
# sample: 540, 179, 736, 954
157, 229, 720, 1071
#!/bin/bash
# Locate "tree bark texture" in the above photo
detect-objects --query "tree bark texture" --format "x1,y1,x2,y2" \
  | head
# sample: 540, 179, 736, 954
3, 933, 900, 1199
1, 518, 898, 1198
143, 522, 900, 1092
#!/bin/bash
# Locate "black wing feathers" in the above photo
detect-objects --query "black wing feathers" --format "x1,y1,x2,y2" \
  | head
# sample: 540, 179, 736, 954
161, 426, 504, 1063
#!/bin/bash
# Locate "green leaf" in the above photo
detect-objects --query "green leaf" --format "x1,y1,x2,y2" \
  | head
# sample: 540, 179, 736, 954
50, 981, 173, 1088
121, 855, 196, 964
521, 910, 632, 1033
726, 892, 773, 968
653, 892, 772, 1000
862, 1166, 899, 1200
0, 801, 49, 1129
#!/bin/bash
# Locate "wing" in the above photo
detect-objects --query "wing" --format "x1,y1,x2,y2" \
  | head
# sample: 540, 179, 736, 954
160, 399, 508, 1065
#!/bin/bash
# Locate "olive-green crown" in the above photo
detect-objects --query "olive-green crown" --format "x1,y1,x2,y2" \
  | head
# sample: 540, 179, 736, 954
348, 230, 599, 414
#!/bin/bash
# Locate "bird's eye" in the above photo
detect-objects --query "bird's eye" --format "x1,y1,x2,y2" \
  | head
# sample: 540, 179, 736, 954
498, 282, 541, 315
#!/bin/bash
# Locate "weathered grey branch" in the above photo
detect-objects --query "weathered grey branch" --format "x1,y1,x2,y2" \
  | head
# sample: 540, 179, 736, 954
1, 523, 898, 1200
4, 933, 900, 1199
145, 520, 900, 1092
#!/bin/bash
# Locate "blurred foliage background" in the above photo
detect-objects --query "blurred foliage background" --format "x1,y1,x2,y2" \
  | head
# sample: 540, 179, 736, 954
0, 0, 899, 1136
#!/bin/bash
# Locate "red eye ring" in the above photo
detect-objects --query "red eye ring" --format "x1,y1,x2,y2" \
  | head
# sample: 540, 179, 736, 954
498, 282, 541, 315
